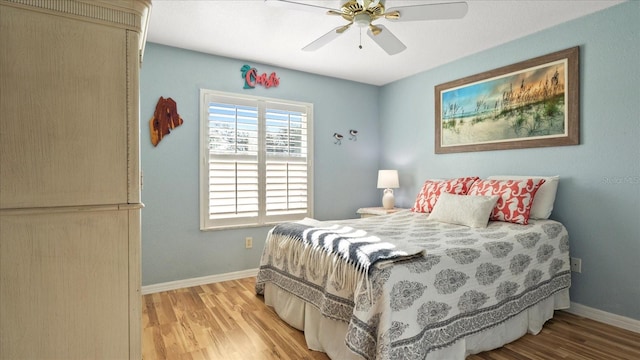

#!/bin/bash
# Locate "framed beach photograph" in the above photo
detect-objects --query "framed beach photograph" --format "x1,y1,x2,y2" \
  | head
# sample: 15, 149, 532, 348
435, 46, 579, 154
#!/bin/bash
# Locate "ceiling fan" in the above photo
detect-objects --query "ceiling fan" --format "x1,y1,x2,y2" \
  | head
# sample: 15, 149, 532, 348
265, 0, 468, 55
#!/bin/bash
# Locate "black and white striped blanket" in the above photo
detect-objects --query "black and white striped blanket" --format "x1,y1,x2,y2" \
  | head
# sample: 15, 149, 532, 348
271, 219, 425, 276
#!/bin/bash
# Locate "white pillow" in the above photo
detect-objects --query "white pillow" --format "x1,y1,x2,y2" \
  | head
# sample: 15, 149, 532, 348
487, 175, 559, 219
428, 192, 499, 228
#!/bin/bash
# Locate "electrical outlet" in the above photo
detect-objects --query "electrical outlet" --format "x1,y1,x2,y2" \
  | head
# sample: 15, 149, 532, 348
245, 237, 253, 249
570, 257, 582, 273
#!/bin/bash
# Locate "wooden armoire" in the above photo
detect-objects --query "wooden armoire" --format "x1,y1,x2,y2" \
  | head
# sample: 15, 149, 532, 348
0, 0, 151, 358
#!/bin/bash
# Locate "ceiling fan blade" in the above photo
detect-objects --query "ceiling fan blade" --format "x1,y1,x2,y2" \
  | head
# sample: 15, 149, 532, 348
264, 0, 340, 15
367, 25, 406, 55
303, 25, 350, 51
386, 1, 468, 22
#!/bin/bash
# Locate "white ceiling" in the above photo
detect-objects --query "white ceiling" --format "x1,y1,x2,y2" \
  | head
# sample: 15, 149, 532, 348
146, 0, 625, 86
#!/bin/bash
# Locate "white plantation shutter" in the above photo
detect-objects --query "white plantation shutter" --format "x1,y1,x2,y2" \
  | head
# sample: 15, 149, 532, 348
200, 90, 313, 229
264, 103, 309, 220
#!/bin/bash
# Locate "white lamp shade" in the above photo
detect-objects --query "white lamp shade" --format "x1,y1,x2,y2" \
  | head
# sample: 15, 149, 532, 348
377, 170, 399, 189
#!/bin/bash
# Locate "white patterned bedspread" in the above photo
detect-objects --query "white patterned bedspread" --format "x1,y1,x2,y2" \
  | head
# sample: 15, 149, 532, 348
256, 210, 571, 359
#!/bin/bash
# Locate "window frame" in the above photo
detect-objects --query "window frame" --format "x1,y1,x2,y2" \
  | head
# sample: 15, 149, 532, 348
199, 89, 314, 230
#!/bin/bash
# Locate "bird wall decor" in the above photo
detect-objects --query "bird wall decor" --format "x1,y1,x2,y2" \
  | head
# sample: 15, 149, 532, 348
333, 132, 344, 145
349, 129, 358, 141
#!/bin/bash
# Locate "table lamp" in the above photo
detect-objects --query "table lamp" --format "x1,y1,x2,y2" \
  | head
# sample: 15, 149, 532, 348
377, 170, 399, 209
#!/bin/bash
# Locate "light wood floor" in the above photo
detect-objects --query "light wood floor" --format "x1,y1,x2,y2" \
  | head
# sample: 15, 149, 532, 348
142, 277, 640, 360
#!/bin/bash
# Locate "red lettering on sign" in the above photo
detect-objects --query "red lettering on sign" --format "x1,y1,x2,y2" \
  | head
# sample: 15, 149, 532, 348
241, 65, 279, 89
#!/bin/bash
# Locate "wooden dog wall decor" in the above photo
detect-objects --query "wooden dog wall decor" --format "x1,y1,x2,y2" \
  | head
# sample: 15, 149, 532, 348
149, 96, 184, 146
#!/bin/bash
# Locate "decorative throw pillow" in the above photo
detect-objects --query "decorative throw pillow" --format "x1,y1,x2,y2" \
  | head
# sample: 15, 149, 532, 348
468, 178, 546, 225
411, 177, 479, 213
487, 175, 559, 219
428, 193, 499, 228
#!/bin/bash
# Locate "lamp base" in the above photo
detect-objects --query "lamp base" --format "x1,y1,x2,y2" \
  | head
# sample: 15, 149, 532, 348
382, 188, 395, 209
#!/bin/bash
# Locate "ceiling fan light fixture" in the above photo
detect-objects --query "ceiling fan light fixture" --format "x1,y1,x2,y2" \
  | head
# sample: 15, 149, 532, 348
354, 13, 371, 27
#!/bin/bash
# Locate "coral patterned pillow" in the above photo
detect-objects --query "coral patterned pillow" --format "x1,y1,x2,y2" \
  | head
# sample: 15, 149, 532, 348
411, 177, 479, 213
468, 179, 546, 225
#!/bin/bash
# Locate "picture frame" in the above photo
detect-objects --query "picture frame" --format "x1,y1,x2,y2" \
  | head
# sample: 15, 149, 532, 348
435, 46, 579, 154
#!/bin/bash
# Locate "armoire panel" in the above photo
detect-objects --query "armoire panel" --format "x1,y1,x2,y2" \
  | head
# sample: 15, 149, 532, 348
0, 210, 130, 359
0, 5, 128, 209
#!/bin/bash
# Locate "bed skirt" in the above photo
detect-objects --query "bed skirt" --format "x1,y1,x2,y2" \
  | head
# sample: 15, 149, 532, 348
264, 283, 570, 359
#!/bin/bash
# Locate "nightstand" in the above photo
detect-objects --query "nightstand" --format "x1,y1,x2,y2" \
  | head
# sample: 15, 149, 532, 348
357, 207, 402, 218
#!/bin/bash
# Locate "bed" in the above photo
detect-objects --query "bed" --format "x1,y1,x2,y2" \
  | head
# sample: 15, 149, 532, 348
255, 176, 571, 359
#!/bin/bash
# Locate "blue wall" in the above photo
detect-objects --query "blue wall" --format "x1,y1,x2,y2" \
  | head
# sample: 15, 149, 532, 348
140, 45, 381, 285
140, 2, 639, 320
379, 2, 639, 320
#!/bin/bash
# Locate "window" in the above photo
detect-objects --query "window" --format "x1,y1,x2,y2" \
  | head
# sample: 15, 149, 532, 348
200, 90, 313, 230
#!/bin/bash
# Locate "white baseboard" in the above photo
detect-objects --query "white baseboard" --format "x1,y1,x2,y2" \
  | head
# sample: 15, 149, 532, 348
566, 302, 640, 333
141, 268, 259, 295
